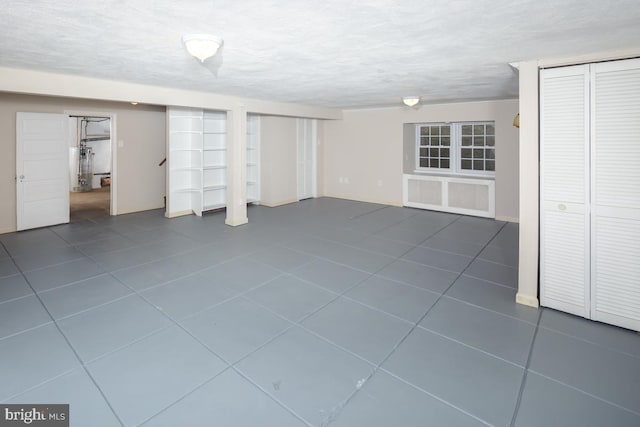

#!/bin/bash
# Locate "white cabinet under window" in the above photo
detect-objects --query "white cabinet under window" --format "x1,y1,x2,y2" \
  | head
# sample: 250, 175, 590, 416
166, 107, 227, 217
540, 58, 640, 331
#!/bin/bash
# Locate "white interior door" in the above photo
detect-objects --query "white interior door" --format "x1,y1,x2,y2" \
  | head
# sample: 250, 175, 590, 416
297, 119, 316, 200
16, 112, 70, 231
539, 65, 591, 318
590, 58, 640, 331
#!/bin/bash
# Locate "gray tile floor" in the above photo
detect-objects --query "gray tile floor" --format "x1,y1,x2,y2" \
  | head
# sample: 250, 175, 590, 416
1, 198, 639, 426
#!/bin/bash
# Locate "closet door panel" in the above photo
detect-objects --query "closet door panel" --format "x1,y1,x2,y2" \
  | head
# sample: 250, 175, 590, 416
540, 65, 590, 317
541, 205, 588, 315
591, 59, 640, 330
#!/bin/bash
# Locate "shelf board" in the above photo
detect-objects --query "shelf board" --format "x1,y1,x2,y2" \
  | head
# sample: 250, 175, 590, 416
171, 167, 202, 172
247, 163, 258, 166
173, 188, 201, 193
247, 181, 257, 185
81, 135, 110, 142
170, 148, 202, 152
203, 203, 226, 211
203, 148, 226, 151
204, 185, 226, 191
203, 165, 226, 170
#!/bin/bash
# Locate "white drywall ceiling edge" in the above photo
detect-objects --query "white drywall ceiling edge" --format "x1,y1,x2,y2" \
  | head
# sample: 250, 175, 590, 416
535, 47, 640, 68
0, 67, 342, 120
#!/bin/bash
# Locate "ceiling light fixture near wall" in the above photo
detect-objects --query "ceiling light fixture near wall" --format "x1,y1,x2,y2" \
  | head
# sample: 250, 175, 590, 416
182, 34, 223, 62
402, 96, 420, 107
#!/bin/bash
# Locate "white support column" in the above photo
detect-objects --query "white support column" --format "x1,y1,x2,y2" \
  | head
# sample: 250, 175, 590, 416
225, 105, 248, 226
516, 61, 540, 308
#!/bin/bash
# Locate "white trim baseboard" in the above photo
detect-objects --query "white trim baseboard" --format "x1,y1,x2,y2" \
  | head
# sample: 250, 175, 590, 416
516, 292, 540, 308
0, 226, 15, 235
496, 215, 519, 223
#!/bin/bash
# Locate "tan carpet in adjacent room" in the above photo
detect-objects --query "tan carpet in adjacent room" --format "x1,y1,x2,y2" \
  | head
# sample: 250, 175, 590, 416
70, 186, 110, 222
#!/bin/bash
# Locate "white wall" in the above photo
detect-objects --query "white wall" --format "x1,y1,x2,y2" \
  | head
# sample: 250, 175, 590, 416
0, 66, 342, 231
0, 67, 341, 120
0, 93, 166, 233
322, 99, 520, 221
260, 116, 298, 207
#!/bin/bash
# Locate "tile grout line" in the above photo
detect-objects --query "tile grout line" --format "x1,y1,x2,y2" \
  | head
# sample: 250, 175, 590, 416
416, 326, 528, 369
81, 241, 274, 297
177, 217, 460, 426
51, 224, 215, 274
509, 308, 543, 427
11, 253, 88, 275
345, 205, 397, 221
310, 214, 460, 259
283, 214, 465, 291
321, 218, 510, 426
2, 368, 78, 403
2, 205, 526, 427
534, 320, 640, 362
317, 215, 469, 425
523, 369, 640, 417
377, 368, 495, 427
228, 366, 314, 427
137, 310, 310, 425
102, 260, 317, 426
0, 239, 127, 427
438, 293, 539, 326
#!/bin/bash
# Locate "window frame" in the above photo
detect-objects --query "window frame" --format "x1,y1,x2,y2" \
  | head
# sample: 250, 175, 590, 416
414, 122, 452, 173
415, 121, 495, 178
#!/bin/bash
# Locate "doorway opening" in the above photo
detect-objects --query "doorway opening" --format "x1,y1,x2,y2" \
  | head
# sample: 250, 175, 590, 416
69, 115, 112, 222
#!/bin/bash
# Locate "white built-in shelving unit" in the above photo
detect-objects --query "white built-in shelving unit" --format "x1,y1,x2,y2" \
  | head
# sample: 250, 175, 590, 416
246, 114, 260, 204
166, 107, 227, 217
202, 111, 228, 211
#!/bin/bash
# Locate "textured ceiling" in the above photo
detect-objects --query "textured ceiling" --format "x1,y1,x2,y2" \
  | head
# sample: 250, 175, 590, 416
2, 0, 640, 108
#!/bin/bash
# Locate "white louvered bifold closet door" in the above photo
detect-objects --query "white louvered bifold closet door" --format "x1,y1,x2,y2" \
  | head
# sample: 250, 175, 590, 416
540, 65, 590, 317
590, 59, 640, 331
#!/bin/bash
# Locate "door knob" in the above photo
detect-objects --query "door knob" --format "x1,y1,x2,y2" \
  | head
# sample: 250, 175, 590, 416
19, 175, 25, 180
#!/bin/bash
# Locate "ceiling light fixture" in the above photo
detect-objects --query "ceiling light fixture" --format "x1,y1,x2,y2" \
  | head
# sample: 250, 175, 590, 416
182, 34, 223, 62
402, 96, 420, 107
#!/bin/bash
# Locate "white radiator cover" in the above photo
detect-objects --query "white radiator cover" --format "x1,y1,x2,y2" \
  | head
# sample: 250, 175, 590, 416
403, 174, 495, 218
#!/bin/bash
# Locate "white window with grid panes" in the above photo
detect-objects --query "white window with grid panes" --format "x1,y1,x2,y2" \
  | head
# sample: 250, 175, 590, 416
416, 121, 495, 176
